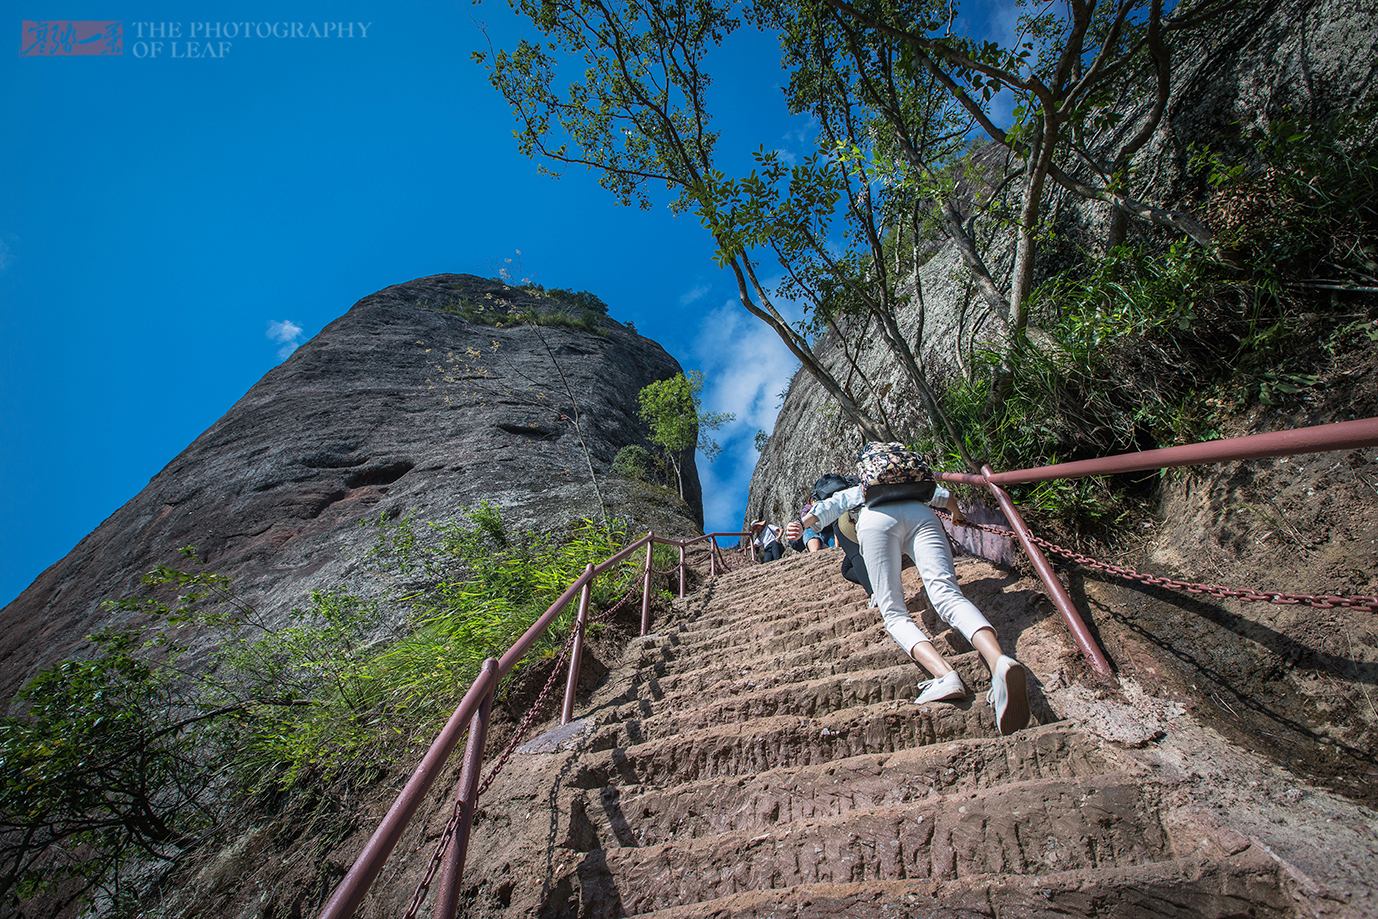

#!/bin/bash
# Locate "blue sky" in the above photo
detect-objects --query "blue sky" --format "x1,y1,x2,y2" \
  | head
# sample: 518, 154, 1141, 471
0, 1, 1016, 608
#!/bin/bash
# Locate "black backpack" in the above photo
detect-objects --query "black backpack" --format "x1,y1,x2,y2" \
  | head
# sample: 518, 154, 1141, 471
811, 473, 860, 503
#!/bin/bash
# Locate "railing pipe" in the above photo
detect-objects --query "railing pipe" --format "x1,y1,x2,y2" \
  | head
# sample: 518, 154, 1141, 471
678, 545, 686, 599
936, 471, 990, 487
561, 565, 595, 725
316, 661, 499, 919
981, 465, 1114, 678
589, 532, 655, 577
432, 659, 496, 919
497, 569, 592, 679
319, 528, 750, 919
988, 416, 1378, 486
641, 538, 654, 636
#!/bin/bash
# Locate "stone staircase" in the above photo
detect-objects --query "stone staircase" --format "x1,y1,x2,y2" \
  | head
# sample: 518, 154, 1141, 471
448, 547, 1363, 919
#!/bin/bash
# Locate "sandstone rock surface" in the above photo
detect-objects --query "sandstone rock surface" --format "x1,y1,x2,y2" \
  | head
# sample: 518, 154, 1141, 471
213, 547, 1374, 918
0, 274, 702, 704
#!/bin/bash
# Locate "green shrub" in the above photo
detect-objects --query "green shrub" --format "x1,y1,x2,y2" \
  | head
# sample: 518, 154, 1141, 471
545, 288, 608, 315
611, 444, 656, 483
0, 507, 650, 912
918, 109, 1377, 530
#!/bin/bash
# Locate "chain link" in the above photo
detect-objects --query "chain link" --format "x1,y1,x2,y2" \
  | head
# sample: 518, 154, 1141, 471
938, 511, 1378, 613
402, 571, 648, 917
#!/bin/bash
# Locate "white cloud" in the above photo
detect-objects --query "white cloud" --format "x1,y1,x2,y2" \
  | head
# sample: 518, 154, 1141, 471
679, 283, 711, 306
266, 319, 304, 360
688, 296, 801, 535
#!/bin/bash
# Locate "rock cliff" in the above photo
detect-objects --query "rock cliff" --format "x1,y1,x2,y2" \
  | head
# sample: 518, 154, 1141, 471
745, 0, 1378, 524
741, 0, 1378, 813
0, 273, 702, 705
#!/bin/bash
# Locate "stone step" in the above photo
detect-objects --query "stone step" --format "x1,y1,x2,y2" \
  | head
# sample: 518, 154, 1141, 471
625, 845, 1295, 919
603, 640, 1055, 748
567, 724, 1108, 848
614, 622, 973, 703
567, 773, 1171, 916
565, 693, 1039, 790
620, 652, 1035, 745
665, 601, 879, 659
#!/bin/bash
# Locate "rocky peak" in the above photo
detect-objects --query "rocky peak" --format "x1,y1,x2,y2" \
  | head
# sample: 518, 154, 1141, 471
0, 273, 701, 704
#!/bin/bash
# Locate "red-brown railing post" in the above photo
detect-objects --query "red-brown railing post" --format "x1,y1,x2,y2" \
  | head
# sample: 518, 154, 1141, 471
641, 536, 654, 636
561, 565, 595, 725
432, 658, 496, 919
981, 465, 1114, 679
316, 665, 498, 919
678, 544, 686, 599
710, 539, 717, 578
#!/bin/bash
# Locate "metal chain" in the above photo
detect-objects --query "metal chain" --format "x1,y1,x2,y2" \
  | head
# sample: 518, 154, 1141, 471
936, 510, 1378, 613
721, 548, 753, 571
403, 778, 468, 919
475, 575, 641, 797
403, 627, 581, 919
402, 571, 650, 917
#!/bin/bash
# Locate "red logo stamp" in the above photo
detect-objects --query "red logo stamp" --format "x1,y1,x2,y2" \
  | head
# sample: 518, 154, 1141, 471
20, 21, 123, 56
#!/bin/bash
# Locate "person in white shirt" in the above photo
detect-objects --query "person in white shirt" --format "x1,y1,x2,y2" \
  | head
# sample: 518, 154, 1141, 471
790, 481, 1029, 735
749, 519, 784, 563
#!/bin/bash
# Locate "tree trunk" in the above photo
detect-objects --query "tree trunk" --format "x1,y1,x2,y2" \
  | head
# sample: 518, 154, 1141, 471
725, 253, 889, 440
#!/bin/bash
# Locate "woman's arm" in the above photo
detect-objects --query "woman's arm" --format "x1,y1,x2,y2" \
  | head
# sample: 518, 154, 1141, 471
944, 494, 968, 526
803, 484, 863, 530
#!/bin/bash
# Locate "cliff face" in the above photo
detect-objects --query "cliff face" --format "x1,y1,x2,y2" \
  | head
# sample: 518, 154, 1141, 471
0, 274, 702, 704
745, 0, 1378, 524
741, 0, 1378, 805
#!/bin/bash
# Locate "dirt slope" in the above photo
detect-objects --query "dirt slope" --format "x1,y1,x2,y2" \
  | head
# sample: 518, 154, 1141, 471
344, 546, 1378, 918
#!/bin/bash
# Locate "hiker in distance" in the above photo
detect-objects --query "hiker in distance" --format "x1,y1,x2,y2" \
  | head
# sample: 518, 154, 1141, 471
749, 519, 785, 563
794, 475, 873, 596
788, 444, 1030, 735
789, 503, 830, 553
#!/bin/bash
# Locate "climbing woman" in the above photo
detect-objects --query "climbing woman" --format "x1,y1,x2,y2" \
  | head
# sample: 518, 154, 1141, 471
788, 445, 1030, 735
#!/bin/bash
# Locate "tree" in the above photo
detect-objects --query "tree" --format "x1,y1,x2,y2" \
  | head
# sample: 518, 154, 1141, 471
479, 0, 1228, 451
637, 371, 733, 498
476, 0, 900, 441
0, 628, 216, 913
817, 0, 1223, 341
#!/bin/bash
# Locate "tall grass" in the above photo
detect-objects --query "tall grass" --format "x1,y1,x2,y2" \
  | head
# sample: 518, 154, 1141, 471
0, 503, 663, 910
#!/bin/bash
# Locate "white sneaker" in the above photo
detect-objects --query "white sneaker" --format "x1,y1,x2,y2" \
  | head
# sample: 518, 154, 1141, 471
987, 655, 1029, 735
915, 670, 967, 704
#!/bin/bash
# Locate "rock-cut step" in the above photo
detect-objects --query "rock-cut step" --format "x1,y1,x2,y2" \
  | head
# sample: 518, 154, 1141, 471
568, 694, 1015, 790
564, 772, 1172, 916
568, 724, 1109, 848
625, 844, 1298, 919
615, 620, 976, 703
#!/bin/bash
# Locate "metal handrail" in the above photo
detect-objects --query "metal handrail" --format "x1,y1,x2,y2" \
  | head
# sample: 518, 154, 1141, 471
317, 417, 1378, 919
937, 416, 1378, 679
317, 529, 749, 919
983, 416, 1378, 486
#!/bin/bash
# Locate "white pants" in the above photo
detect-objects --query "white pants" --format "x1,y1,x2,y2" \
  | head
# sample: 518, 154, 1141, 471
855, 501, 993, 657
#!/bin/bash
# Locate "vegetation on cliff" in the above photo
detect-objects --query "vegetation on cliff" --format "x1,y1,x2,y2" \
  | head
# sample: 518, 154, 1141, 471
0, 508, 676, 914
637, 371, 736, 498
480, 0, 1376, 524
